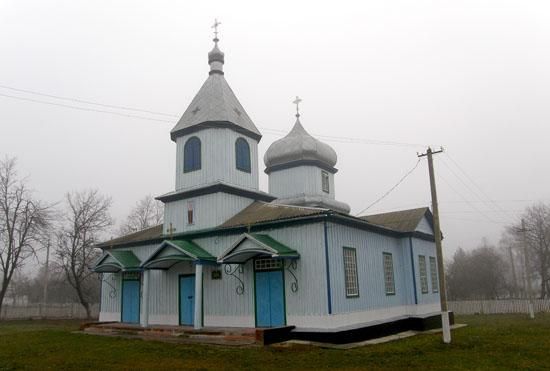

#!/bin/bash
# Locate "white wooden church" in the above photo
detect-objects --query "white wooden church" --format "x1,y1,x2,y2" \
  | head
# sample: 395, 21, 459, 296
93, 29, 445, 343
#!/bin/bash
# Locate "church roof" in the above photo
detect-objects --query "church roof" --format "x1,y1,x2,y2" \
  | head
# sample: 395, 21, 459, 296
170, 38, 261, 142
264, 117, 337, 173
359, 207, 432, 233
220, 201, 328, 228
95, 224, 163, 249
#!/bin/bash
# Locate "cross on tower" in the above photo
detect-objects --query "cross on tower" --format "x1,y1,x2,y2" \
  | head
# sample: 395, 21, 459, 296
293, 96, 302, 117
212, 19, 221, 40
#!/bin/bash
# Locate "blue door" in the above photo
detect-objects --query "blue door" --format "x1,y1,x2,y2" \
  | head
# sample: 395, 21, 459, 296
122, 280, 140, 324
255, 270, 285, 327
179, 275, 195, 326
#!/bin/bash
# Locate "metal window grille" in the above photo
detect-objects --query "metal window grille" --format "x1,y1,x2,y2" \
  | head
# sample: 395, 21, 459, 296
343, 247, 359, 297
383, 253, 395, 295
430, 256, 439, 293
321, 171, 330, 193
419, 255, 429, 294
254, 258, 283, 271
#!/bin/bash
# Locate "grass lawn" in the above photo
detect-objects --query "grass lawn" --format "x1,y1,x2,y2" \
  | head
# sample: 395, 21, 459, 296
0, 314, 549, 370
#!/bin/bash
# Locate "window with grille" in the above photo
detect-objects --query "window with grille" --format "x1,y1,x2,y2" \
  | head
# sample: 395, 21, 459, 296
254, 258, 283, 271
430, 256, 439, 293
419, 255, 429, 294
383, 253, 395, 295
187, 201, 195, 225
343, 247, 359, 297
321, 171, 330, 193
184, 137, 201, 172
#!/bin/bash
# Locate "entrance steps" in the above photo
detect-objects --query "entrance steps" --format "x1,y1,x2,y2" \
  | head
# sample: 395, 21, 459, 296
81, 322, 295, 346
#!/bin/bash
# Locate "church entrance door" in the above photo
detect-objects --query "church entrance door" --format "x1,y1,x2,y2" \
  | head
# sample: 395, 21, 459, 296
179, 275, 195, 326
254, 258, 285, 328
121, 277, 140, 324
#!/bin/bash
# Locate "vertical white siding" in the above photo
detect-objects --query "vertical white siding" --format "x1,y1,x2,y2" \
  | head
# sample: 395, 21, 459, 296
326, 223, 411, 314
415, 216, 433, 235
410, 237, 441, 306
175, 129, 259, 191
269, 166, 335, 200
163, 193, 254, 233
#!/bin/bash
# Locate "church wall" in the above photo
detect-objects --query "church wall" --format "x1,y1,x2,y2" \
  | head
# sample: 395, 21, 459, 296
175, 128, 259, 191
268, 166, 335, 200
163, 193, 254, 233
410, 237, 441, 306
326, 223, 412, 315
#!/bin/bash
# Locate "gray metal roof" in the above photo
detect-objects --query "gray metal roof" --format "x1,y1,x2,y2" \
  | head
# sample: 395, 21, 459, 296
95, 224, 163, 249
221, 201, 328, 228
359, 207, 432, 233
170, 43, 261, 141
264, 118, 337, 168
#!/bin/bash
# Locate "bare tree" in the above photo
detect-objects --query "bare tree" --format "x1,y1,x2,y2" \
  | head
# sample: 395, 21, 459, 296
446, 241, 508, 300
0, 157, 50, 313
56, 189, 112, 318
507, 203, 550, 299
119, 194, 163, 236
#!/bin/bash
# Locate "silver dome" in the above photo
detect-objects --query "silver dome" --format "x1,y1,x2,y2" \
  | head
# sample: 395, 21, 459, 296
264, 118, 337, 169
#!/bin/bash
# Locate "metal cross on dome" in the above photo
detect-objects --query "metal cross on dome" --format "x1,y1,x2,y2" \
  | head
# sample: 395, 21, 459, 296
212, 19, 221, 39
293, 96, 302, 117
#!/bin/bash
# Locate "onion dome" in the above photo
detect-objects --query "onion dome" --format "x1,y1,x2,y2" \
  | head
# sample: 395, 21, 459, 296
208, 37, 224, 74
264, 117, 338, 173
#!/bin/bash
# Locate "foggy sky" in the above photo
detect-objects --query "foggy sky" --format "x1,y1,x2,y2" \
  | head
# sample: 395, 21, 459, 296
1, 0, 549, 273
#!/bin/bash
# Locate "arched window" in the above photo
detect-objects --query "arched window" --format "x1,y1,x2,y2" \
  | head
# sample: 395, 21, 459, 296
235, 138, 251, 172
184, 137, 201, 172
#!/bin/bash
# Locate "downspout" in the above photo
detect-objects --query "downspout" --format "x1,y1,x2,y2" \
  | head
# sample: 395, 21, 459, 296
323, 220, 332, 314
409, 237, 418, 305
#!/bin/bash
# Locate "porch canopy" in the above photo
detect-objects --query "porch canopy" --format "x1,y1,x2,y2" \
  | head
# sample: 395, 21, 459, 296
140, 239, 216, 269
217, 233, 299, 264
93, 250, 141, 273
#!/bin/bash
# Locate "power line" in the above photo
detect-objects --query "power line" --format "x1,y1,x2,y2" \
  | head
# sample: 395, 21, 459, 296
0, 84, 179, 117
0, 93, 174, 123
444, 152, 516, 218
355, 158, 423, 216
0, 83, 431, 148
436, 172, 504, 224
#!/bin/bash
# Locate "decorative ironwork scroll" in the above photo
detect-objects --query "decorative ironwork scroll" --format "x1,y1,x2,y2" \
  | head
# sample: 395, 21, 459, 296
98, 273, 118, 299
224, 264, 245, 295
286, 260, 299, 293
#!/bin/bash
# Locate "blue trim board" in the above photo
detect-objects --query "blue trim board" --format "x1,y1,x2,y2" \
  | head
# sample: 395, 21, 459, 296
408, 237, 418, 305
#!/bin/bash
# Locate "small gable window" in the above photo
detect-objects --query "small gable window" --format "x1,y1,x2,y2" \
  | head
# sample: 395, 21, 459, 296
184, 137, 201, 173
322, 171, 330, 193
235, 138, 251, 172
187, 201, 195, 225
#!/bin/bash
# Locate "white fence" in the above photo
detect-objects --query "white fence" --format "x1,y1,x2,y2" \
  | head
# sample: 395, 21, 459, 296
0, 303, 99, 320
449, 299, 550, 315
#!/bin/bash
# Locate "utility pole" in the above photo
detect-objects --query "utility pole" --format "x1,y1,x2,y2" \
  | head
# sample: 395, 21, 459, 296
418, 147, 451, 344
43, 239, 50, 304
520, 219, 535, 319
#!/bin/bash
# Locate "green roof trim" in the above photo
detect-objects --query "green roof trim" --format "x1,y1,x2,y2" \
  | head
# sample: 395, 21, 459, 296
141, 239, 216, 270
218, 233, 300, 264
93, 250, 142, 273
248, 233, 298, 257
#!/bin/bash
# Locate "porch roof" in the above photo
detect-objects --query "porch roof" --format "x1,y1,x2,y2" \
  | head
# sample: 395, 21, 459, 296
141, 239, 216, 269
218, 233, 299, 264
93, 250, 141, 273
